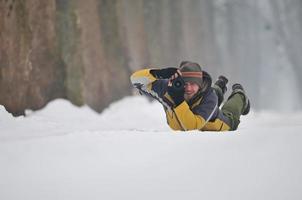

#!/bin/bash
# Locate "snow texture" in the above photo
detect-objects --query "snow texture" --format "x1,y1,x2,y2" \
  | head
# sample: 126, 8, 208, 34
1, 96, 302, 200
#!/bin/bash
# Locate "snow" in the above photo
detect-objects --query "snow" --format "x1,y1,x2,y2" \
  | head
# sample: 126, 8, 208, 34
1, 96, 302, 200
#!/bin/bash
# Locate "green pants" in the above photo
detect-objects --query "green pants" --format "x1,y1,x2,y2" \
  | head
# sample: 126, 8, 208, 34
221, 93, 245, 130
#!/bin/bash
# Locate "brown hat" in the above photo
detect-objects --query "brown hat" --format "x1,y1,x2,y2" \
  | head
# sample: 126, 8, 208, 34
179, 61, 203, 87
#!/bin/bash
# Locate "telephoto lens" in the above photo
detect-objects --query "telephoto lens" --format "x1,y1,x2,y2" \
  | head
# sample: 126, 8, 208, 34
172, 76, 185, 92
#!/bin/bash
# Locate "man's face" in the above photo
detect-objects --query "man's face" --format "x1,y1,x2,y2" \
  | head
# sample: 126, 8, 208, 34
184, 81, 200, 101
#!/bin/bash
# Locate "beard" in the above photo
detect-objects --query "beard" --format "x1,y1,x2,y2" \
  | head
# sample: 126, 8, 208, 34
184, 93, 194, 101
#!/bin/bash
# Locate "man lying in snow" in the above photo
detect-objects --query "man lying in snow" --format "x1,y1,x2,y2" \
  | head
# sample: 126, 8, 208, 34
130, 61, 250, 131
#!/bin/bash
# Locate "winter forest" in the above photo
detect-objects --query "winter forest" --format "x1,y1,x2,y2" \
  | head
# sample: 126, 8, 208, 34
1, 0, 302, 115
1, 1, 302, 200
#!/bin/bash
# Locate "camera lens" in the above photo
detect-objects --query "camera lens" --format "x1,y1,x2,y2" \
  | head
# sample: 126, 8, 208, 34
173, 80, 182, 88
172, 77, 184, 90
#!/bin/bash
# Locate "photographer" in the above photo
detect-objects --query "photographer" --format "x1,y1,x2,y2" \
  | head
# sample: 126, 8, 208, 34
130, 61, 250, 131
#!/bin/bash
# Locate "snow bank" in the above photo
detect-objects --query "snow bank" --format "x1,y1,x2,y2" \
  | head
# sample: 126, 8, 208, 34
0, 96, 168, 141
1, 96, 302, 200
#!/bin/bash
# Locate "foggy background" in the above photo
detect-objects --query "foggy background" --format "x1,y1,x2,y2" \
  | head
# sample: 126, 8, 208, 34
1, 0, 302, 115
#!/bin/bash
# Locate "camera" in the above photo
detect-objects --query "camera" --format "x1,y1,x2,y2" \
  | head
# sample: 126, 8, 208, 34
171, 76, 185, 92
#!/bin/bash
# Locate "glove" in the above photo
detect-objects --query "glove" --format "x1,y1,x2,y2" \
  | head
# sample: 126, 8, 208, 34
150, 67, 178, 79
167, 76, 185, 106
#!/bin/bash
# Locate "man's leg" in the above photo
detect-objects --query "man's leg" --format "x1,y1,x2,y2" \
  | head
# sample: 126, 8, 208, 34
221, 84, 250, 130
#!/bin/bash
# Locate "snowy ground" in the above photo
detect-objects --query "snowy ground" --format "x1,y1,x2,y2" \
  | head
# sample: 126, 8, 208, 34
1, 96, 302, 200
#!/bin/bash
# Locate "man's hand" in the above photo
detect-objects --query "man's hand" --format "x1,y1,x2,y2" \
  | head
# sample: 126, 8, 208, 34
167, 70, 185, 106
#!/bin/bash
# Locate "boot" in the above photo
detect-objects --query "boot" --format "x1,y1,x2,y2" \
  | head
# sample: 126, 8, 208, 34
214, 75, 228, 94
230, 83, 250, 115
213, 75, 228, 107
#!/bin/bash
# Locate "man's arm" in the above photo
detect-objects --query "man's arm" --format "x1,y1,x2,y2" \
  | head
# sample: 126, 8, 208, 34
173, 92, 218, 131
130, 68, 179, 97
130, 69, 157, 94
173, 102, 206, 130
